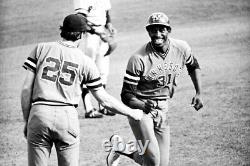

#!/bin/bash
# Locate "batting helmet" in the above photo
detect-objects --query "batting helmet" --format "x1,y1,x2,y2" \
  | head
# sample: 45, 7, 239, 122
62, 14, 91, 32
146, 12, 171, 31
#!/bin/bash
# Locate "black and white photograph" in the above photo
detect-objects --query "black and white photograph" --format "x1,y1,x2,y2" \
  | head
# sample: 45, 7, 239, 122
0, 0, 249, 165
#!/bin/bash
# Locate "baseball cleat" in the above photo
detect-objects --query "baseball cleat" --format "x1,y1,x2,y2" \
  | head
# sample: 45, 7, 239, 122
106, 134, 123, 166
100, 108, 116, 116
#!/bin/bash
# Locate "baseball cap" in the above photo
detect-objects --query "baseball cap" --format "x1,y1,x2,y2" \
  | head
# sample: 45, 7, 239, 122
146, 12, 171, 29
62, 14, 90, 32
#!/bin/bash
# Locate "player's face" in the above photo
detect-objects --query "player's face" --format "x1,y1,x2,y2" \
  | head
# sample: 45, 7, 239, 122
147, 25, 169, 48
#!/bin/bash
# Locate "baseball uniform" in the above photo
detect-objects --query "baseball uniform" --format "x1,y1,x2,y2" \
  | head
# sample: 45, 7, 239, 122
107, 12, 202, 166
23, 40, 102, 166
120, 38, 199, 166
73, 0, 111, 85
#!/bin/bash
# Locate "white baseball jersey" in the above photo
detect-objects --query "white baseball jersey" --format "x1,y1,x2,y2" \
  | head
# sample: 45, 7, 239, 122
23, 41, 102, 106
73, 0, 111, 26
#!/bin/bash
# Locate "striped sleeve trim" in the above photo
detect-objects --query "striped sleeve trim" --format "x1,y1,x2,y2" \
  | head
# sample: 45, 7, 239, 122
125, 73, 140, 81
123, 71, 140, 86
126, 70, 138, 77
86, 77, 103, 89
124, 79, 138, 85
186, 54, 194, 64
23, 57, 37, 72
124, 77, 139, 85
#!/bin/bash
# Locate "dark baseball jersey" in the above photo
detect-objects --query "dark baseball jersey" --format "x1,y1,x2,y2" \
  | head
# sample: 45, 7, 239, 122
122, 37, 199, 100
23, 41, 102, 106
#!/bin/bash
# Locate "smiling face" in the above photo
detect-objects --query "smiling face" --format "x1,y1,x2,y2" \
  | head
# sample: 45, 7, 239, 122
147, 24, 170, 51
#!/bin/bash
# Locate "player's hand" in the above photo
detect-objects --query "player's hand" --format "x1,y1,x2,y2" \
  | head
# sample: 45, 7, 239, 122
191, 94, 203, 111
106, 23, 117, 34
146, 109, 165, 128
144, 99, 157, 113
23, 122, 28, 139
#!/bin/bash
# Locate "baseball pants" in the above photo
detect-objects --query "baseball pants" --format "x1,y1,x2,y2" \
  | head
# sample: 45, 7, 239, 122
128, 99, 170, 166
27, 104, 80, 166
78, 26, 110, 85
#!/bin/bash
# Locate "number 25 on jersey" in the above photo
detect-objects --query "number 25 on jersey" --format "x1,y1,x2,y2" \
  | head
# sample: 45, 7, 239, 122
41, 57, 79, 86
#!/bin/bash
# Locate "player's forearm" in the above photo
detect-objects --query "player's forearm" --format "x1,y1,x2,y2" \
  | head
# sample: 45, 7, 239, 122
190, 68, 202, 95
121, 89, 145, 110
21, 70, 35, 122
21, 88, 32, 122
122, 95, 145, 110
103, 95, 139, 118
121, 90, 145, 110
92, 89, 142, 120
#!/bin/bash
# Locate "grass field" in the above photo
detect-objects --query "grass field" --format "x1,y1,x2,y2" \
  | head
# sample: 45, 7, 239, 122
0, 0, 250, 165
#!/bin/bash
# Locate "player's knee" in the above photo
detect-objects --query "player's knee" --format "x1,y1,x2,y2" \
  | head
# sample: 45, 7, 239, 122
145, 157, 160, 166
144, 150, 160, 166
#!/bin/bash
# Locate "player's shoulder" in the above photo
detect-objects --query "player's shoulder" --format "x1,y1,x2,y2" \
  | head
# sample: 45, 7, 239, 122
32, 42, 57, 57
34, 41, 62, 52
127, 43, 152, 65
36, 41, 57, 47
131, 43, 148, 59
169, 37, 190, 51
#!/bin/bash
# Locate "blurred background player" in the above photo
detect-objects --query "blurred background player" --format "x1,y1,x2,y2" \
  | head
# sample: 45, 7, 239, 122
73, 0, 117, 118
107, 12, 203, 166
21, 13, 143, 166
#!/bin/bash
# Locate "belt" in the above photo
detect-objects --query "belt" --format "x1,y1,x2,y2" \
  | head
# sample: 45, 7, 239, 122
33, 100, 78, 108
138, 97, 168, 101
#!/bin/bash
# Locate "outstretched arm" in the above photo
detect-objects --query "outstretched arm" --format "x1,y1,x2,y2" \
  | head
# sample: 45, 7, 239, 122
90, 88, 143, 121
189, 68, 203, 111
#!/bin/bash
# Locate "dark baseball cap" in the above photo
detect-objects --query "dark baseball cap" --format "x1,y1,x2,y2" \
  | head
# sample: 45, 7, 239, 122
62, 14, 90, 32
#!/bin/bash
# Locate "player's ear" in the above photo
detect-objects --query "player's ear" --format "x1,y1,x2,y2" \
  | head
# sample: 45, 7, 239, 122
167, 27, 171, 33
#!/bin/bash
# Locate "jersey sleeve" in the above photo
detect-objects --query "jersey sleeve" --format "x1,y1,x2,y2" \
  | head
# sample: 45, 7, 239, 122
124, 55, 143, 87
183, 41, 193, 65
183, 41, 200, 74
82, 57, 103, 91
121, 54, 143, 105
22, 44, 39, 73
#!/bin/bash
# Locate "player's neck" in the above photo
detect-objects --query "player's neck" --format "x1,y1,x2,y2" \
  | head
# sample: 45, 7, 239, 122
151, 39, 170, 54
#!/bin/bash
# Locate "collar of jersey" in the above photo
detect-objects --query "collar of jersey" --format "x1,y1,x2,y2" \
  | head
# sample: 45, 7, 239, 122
58, 40, 77, 48
149, 40, 170, 59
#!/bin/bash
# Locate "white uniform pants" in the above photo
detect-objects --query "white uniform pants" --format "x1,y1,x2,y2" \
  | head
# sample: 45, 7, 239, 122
78, 26, 110, 85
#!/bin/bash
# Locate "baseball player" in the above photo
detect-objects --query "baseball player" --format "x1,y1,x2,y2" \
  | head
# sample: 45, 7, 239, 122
21, 14, 143, 166
106, 12, 203, 166
73, 0, 117, 118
